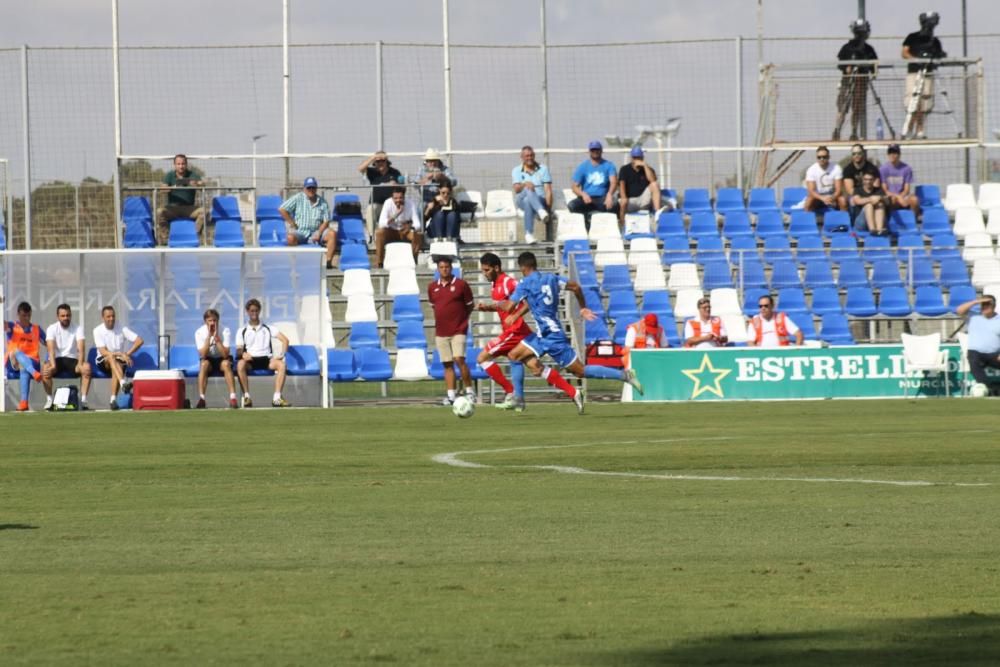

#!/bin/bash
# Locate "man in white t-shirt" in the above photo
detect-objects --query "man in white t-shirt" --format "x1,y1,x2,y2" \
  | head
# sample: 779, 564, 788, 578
804, 146, 845, 213
235, 298, 291, 408
746, 295, 804, 348
194, 308, 238, 409
683, 298, 728, 349
92, 305, 144, 411
42, 303, 93, 410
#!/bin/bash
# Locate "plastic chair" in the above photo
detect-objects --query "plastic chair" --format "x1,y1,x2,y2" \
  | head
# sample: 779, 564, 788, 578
804, 259, 836, 289
168, 345, 201, 377
393, 349, 430, 381
905, 256, 938, 288
383, 243, 415, 270
901, 333, 949, 397
338, 217, 368, 245
829, 235, 859, 263
642, 290, 675, 322
256, 195, 283, 221
920, 208, 951, 237
703, 259, 735, 290
837, 258, 870, 289
878, 286, 912, 317
693, 234, 725, 265
258, 219, 287, 247
821, 210, 852, 236
627, 236, 660, 267
607, 290, 640, 323
387, 268, 420, 296
655, 210, 686, 240
339, 244, 371, 271
953, 207, 987, 238
588, 213, 621, 241
357, 348, 393, 381
682, 188, 713, 215
929, 232, 961, 262
661, 237, 691, 265
795, 235, 825, 263
939, 258, 971, 288
601, 265, 633, 293
667, 263, 701, 291
211, 196, 241, 222
340, 269, 374, 297
781, 186, 808, 214
673, 288, 703, 320
392, 295, 423, 322
167, 219, 199, 248
915, 184, 943, 210
688, 211, 718, 237
914, 286, 948, 316
788, 210, 820, 240
327, 349, 359, 381
556, 212, 588, 241
345, 294, 378, 323
285, 345, 321, 375
395, 321, 428, 350
594, 237, 627, 268
862, 235, 893, 262
213, 219, 245, 248
734, 258, 765, 290
748, 188, 779, 215
810, 287, 843, 315
777, 287, 809, 317
943, 183, 976, 212
563, 238, 592, 266
763, 235, 793, 264
349, 322, 381, 350
754, 210, 787, 240
819, 313, 855, 345
889, 209, 918, 235
634, 262, 667, 292
722, 211, 754, 239
870, 259, 904, 289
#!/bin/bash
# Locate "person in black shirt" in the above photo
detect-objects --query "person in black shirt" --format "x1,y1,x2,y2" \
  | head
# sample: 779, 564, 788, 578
902, 12, 946, 139
833, 19, 878, 141
616, 145, 663, 226
841, 144, 881, 220
851, 172, 888, 235
358, 151, 405, 235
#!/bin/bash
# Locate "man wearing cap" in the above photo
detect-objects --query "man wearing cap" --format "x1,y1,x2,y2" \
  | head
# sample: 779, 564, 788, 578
746, 294, 803, 348
375, 186, 423, 268
358, 151, 405, 236
624, 313, 669, 352
683, 298, 728, 349
617, 145, 664, 226
957, 295, 1000, 396
511, 145, 553, 245
902, 12, 946, 139
879, 144, 919, 217
279, 177, 337, 269
417, 148, 457, 203
568, 140, 618, 225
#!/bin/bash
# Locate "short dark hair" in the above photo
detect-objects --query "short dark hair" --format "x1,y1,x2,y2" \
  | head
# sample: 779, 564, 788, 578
17, 301, 31, 314
245, 298, 262, 311
480, 252, 502, 269
101, 305, 115, 315
56, 303, 72, 314
203, 308, 220, 321
816, 145, 830, 155
517, 251, 537, 269
173, 154, 187, 161
521, 145, 535, 152
697, 297, 711, 307
391, 186, 406, 195
851, 143, 865, 154
758, 294, 774, 306
985, 296, 997, 308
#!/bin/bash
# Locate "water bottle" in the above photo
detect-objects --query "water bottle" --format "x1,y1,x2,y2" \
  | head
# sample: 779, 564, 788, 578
876, 118, 884, 141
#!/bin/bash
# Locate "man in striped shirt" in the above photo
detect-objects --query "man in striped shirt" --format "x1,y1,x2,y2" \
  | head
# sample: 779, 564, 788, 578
280, 177, 337, 269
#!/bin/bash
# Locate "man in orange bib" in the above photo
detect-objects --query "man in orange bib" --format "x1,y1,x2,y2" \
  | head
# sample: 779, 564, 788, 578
746, 294, 804, 347
683, 297, 728, 348
4, 301, 46, 411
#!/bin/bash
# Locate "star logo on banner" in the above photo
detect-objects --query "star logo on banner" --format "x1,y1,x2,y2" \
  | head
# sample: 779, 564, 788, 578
681, 353, 732, 399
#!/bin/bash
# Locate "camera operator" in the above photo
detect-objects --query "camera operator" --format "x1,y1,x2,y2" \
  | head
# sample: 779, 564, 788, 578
902, 12, 946, 139
833, 19, 878, 141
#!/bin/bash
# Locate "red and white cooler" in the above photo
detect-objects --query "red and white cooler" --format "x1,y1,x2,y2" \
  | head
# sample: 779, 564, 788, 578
133, 370, 186, 410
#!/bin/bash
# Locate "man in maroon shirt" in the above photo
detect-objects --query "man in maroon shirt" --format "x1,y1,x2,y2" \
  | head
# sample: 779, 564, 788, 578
428, 257, 475, 406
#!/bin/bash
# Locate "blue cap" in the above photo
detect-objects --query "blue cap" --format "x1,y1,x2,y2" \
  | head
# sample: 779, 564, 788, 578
303, 177, 318, 188
630, 145, 645, 158
588, 140, 603, 150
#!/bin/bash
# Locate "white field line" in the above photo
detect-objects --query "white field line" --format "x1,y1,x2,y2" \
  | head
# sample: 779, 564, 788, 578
432, 435, 992, 488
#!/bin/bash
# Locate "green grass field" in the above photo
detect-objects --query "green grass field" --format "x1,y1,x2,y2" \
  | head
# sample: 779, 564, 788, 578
2, 400, 999, 666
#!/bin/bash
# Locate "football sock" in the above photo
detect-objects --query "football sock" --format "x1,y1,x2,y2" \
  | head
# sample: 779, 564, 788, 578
229, 392, 237, 400
272, 392, 281, 402
447, 389, 456, 401
542, 366, 577, 399
511, 361, 525, 398
200, 394, 206, 400
481, 361, 513, 394
584, 364, 625, 381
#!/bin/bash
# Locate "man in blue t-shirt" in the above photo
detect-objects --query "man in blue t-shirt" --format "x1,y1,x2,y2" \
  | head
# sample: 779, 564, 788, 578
957, 295, 1000, 395
502, 251, 644, 414
568, 141, 618, 226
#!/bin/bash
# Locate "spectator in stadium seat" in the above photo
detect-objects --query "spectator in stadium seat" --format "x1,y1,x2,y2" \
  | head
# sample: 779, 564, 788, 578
92, 305, 143, 411
375, 186, 423, 268
902, 12, 946, 140
842, 144, 880, 207
746, 294, 803, 348
683, 297, 728, 349
279, 177, 337, 270
42, 303, 92, 411
804, 146, 845, 214
879, 144, 920, 216
616, 145, 664, 226
568, 140, 618, 225
851, 172, 888, 235
417, 148, 457, 204
512, 145, 553, 245
957, 295, 1000, 395
156, 154, 206, 246
428, 257, 475, 407
624, 313, 669, 352
194, 308, 238, 409
236, 298, 291, 408
424, 182, 462, 242
832, 19, 878, 141
4, 301, 45, 412
358, 150, 405, 236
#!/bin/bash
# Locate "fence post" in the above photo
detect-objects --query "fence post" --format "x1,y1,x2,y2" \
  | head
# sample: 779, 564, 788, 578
375, 40, 384, 150
112, 0, 123, 248
442, 0, 453, 154
540, 0, 550, 161
736, 36, 744, 191
21, 44, 31, 249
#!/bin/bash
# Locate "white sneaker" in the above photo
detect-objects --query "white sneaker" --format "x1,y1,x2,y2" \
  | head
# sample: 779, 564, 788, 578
442, 396, 454, 406
524, 232, 536, 244
44, 396, 54, 411
496, 393, 516, 410
623, 368, 644, 396
537, 209, 549, 222
464, 391, 477, 404
572, 391, 585, 415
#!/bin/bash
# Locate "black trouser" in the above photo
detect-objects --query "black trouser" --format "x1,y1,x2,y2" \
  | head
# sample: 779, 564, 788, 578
567, 197, 613, 230
967, 349, 1000, 387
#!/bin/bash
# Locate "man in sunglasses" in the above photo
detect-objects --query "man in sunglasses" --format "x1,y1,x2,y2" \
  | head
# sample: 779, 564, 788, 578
842, 144, 881, 224
804, 146, 845, 213
746, 295, 804, 348
358, 151, 405, 236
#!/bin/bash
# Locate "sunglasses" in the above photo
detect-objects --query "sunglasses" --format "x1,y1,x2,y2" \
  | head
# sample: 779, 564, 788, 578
817, 155, 830, 160
851, 151, 864, 156
758, 303, 772, 308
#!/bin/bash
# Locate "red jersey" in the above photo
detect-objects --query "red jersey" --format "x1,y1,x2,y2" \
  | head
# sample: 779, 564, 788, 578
428, 276, 474, 337
493, 273, 532, 337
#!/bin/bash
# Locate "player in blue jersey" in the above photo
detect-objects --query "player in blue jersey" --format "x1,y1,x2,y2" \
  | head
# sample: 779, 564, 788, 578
502, 251, 643, 414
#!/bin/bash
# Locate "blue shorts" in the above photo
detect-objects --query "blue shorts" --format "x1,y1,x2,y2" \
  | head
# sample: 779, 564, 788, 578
522, 333, 578, 368
291, 226, 334, 245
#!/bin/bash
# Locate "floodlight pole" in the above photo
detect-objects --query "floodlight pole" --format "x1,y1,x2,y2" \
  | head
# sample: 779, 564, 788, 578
282, 0, 290, 191
111, 0, 123, 249
442, 0, 453, 155
20, 44, 31, 249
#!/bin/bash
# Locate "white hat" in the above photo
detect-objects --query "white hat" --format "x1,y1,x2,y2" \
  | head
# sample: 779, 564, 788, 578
424, 148, 441, 161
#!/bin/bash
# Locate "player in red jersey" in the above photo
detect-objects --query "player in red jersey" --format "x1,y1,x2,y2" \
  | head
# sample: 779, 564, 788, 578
475, 252, 529, 411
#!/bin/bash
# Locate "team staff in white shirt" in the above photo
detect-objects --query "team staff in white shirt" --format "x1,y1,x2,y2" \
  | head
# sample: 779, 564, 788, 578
92, 305, 144, 411
745, 295, 804, 348
42, 303, 93, 410
194, 308, 239, 409
236, 298, 291, 408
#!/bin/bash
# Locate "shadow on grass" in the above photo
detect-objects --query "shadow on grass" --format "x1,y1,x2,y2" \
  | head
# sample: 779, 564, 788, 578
589, 612, 1000, 666
0, 523, 39, 531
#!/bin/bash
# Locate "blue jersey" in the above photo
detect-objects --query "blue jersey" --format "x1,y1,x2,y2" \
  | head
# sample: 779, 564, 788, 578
510, 271, 566, 338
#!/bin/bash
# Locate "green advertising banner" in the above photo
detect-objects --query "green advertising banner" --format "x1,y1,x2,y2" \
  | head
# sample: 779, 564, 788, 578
630, 345, 969, 402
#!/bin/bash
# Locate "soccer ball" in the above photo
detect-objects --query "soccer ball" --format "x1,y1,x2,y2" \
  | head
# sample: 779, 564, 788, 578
452, 395, 475, 418
969, 383, 990, 398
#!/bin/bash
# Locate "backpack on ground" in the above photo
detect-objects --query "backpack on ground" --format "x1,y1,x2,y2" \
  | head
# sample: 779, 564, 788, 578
52, 386, 80, 411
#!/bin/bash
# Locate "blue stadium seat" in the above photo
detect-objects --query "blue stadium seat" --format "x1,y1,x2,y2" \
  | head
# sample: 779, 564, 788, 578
889, 209, 918, 235
916, 184, 943, 210
769, 259, 802, 289
694, 234, 725, 264
739, 287, 769, 316
338, 217, 367, 245
845, 286, 877, 317
124, 219, 156, 248
168, 345, 201, 377
602, 265, 633, 292
391, 295, 423, 322
905, 256, 938, 287
862, 235, 893, 262
788, 210, 820, 240
563, 238, 592, 265
689, 211, 718, 237
729, 235, 758, 261
715, 188, 746, 214
256, 195, 283, 221
795, 235, 825, 263
822, 210, 852, 236
777, 287, 809, 318
820, 313, 855, 345
213, 219, 245, 248
929, 233, 960, 262
584, 317, 611, 343
339, 243, 371, 270
357, 348, 393, 381
576, 261, 599, 288
921, 208, 951, 236
583, 286, 605, 315
333, 192, 362, 215
349, 322, 381, 350
211, 196, 241, 222
948, 284, 978, 313
870, 259, 904, 289
642, 290, 675, 321
837, 258, 870, 289
467, 349, 489, 380
123, 195, 152, 222
327, 349, 359, 381
682, 188, 713, 214
754, 210, 787, 240
607, 290, 640, 324
286, 345, 321, 375
748, 188, 779, 215
722, 211, 754, 239
939, 258, 971, 288
804, 259, 836, 289
810, 287, 843, 315
258, 219, 287, 247
914, 286, 948, 316
704, 259, 736, 290
395, 321, 427, 350
878, 286, 912, 317
655, 210, 686, 240
167, 219, 199, 248
661, 236, 691, 265
896, 233, 926, 261
762, 235, 793, 264
428, 350, 446, 380
781, 187, 807, 214
829, 235, 859, 263
795, 313, 818, 341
